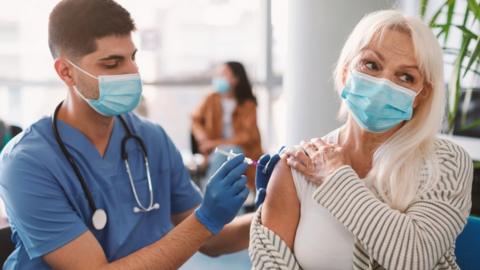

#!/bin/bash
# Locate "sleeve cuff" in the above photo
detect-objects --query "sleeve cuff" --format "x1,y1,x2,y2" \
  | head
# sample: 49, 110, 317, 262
25, 223, 88, 259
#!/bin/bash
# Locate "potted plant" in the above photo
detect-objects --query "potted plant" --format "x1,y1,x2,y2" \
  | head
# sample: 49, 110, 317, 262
421, 0, 480, 215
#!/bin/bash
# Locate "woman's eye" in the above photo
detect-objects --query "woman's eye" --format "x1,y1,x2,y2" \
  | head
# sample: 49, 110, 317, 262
365, 61, 378, 70
399, 73, 414, 83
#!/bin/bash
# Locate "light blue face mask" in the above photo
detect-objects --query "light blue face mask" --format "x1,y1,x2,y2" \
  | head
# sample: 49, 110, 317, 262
212, 77, 230, 94
67, 59, 143, 117
341, 70, 420, 133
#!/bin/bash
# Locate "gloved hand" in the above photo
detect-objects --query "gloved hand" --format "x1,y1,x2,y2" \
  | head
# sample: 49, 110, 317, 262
255, 146, 284, 209
195, 154, 249, 234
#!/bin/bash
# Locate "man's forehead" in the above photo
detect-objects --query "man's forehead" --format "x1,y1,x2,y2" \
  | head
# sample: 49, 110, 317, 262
92, 35, 136, 57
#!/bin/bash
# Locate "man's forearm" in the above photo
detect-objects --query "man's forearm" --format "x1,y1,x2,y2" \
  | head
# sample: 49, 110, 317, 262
107, 214, 212, 270
200, 213, 253, 257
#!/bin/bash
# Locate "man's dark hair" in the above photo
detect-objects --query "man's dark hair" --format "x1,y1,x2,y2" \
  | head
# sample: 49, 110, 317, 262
48, 0, 136, 59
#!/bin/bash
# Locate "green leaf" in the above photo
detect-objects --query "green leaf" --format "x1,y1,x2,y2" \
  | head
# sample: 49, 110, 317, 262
463, 38, 480, 77
467, 0, 480, 21
460, 117, 480, 131
421, 0, 429, 18
429, 1, 448, 27
474, 161, 480, 169
454, 25, 478, 39
443, 0, 456, 43
462, 4, 471, 26
443, 47, 480, 66
444, 61, 480, 76
436, 28, 446, 39
431, 23, 447, 28
448, 35, 472, 132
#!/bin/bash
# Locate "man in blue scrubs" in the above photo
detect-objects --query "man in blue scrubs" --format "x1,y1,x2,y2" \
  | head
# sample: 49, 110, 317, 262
0, 0, 278, 269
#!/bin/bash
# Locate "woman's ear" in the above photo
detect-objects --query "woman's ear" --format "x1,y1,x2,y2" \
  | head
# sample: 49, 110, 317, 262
413, 82, 431, 109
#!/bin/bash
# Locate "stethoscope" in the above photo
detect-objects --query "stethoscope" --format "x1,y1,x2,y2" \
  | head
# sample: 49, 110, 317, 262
52, 102, 159, 230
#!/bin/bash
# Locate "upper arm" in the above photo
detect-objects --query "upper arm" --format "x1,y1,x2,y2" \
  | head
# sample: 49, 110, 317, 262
43, 231, 108, 270
261, 158, 300, 249
0, 153, 88, 259
233, 102, 260, 145
191, 95, 209, 123
191, 96, 211, 141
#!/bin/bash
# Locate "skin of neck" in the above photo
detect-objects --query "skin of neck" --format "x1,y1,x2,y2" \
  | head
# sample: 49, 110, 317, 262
340, 116, 402, 157
57, 88, 115, 156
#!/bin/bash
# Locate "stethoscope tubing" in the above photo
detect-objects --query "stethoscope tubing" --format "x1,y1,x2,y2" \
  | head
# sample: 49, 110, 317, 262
51, 101, 158, 230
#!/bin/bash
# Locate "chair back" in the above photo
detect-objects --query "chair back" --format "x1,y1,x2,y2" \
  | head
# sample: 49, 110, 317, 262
455, 215, 480, 270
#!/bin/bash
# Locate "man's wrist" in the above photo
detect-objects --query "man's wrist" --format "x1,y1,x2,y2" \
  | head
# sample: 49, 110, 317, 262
194, 208, 223, 235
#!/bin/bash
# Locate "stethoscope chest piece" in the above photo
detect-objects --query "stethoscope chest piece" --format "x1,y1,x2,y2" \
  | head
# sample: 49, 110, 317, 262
92, 209, 107, 230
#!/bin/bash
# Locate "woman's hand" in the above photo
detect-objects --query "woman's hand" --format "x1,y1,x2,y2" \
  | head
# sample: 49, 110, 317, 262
283, 138, 350, 186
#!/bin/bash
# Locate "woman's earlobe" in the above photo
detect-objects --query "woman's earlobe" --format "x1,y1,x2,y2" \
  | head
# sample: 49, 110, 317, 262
413, 84, 430, 109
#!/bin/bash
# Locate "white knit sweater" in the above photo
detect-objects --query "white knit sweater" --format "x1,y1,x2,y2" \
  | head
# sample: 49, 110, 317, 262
249, 138, 473, 270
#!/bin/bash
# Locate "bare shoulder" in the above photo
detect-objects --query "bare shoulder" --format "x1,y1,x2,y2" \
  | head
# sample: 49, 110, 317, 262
261, 157, 300, 249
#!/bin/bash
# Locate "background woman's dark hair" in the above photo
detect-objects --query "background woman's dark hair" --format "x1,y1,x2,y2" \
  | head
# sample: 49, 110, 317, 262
225, 61, 257, 105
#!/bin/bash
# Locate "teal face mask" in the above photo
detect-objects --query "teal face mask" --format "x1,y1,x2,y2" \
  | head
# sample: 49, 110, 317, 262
67, 59, 142, 117
341, 70, 419, 133
212, 77, 230, 94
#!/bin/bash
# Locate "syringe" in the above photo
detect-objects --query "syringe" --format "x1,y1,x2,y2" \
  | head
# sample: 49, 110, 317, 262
214, 148, 259, 167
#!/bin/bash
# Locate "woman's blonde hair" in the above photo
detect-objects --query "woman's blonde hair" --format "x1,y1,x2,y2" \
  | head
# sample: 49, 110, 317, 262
333, 10, 445, 211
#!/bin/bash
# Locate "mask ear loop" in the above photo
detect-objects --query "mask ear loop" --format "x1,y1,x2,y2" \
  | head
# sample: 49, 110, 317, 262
66, 59, 98, 80
66, 59, 100, 101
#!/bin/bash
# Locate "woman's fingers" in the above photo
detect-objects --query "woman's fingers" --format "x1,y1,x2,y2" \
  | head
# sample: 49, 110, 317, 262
286, 156, 311, 176
311, 139, 336, 155
281, 145, 298, 158
310, 137, 327, 146
288, 155, 324, 185
291, 149, 311, 168
300, 141, 318, 158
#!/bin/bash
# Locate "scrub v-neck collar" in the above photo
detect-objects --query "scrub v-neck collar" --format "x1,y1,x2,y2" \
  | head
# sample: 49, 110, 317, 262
56, 117, 124, 171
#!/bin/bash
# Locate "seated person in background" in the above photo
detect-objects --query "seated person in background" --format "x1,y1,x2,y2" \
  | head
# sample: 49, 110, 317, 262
0, 120, 22, 152
191, 61, 263, 190
249, 10, 473, 270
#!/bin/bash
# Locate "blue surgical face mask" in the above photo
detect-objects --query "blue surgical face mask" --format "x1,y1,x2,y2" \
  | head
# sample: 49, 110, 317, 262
212, 77, 230, 94
341, 70, 420, 133
67, 59, 143, 117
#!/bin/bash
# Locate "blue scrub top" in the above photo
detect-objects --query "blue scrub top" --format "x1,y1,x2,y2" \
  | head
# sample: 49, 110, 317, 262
0, 113, 203, 269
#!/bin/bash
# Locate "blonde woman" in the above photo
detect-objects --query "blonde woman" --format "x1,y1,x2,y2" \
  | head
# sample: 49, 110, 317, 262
249, 10, 473, 270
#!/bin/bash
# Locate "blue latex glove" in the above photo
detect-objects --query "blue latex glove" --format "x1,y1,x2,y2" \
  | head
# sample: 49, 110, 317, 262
195, 154, 249, 234
255, 146, 284, 209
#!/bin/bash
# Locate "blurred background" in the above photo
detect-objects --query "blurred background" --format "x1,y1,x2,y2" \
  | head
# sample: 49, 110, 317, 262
0, 0, 478, 269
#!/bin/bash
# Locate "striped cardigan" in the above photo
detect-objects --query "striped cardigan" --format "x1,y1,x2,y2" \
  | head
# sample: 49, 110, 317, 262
249, 139, 473, 270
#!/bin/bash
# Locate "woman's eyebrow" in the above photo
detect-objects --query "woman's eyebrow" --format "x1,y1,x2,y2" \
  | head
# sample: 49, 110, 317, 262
363, 48, 385, 61
364, 48, 419, 71
398, 64, 420, 71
